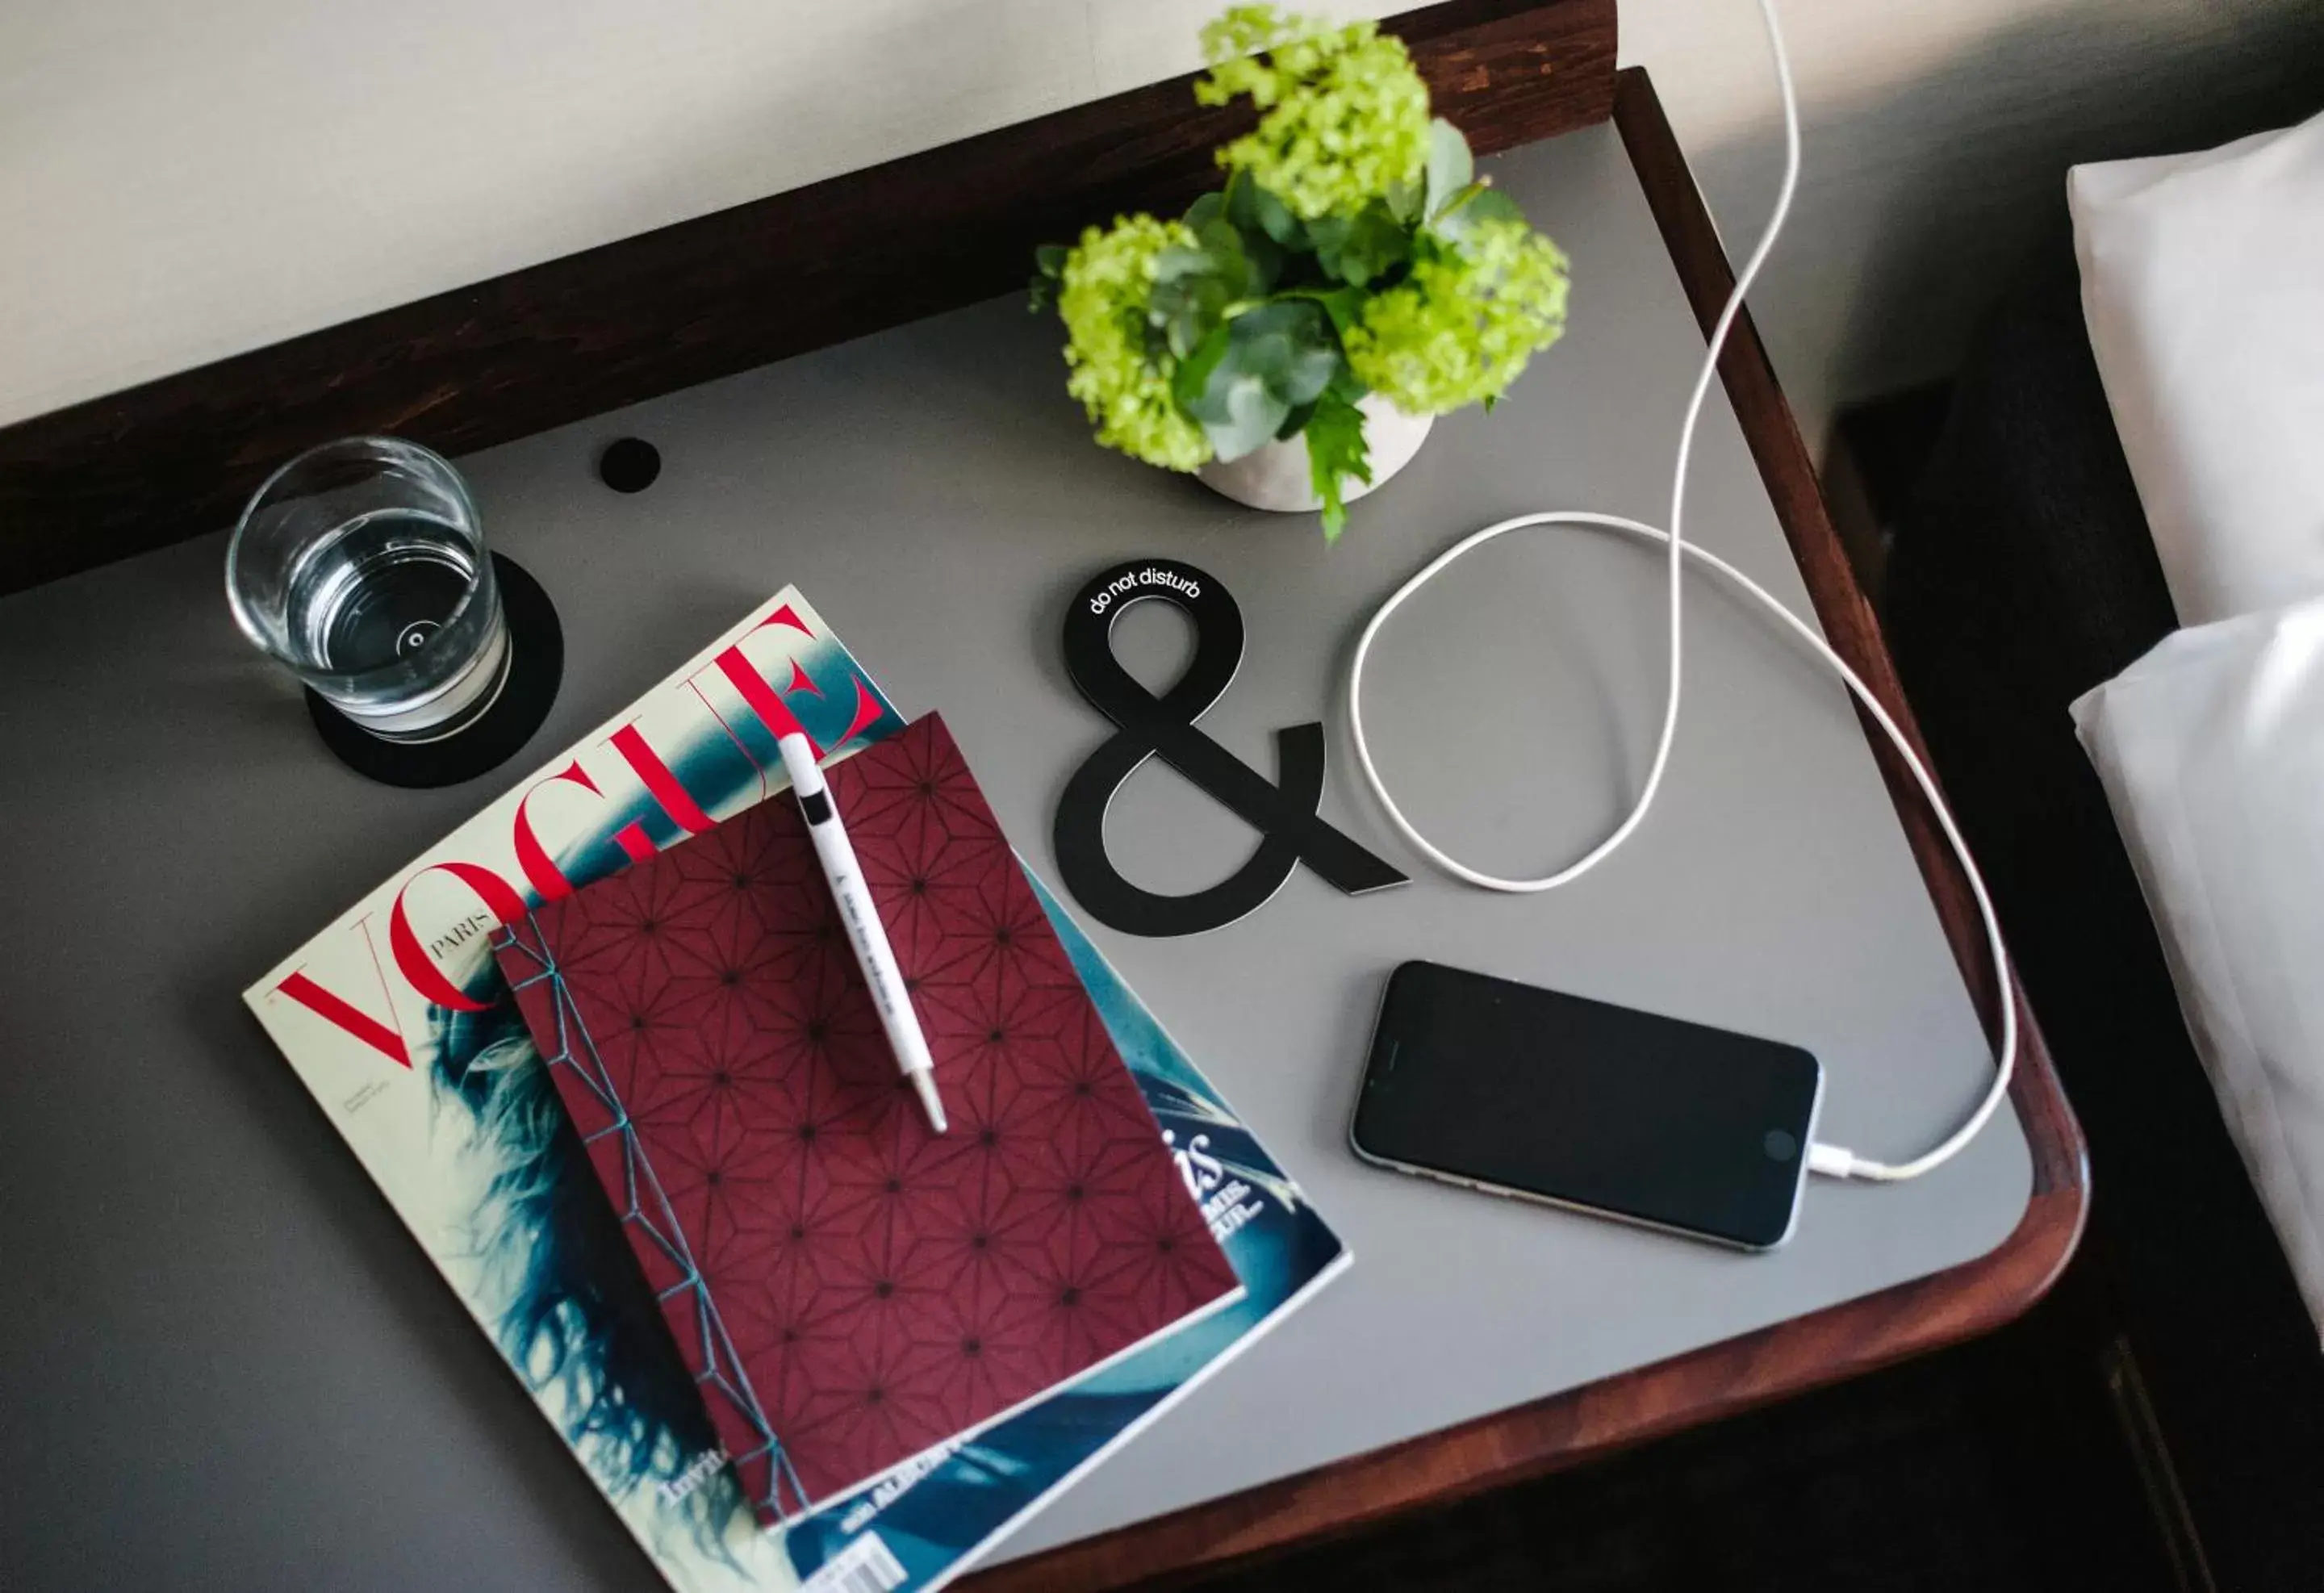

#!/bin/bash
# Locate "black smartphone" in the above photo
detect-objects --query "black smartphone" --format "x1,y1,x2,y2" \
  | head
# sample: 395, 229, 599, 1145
1349, 960, 1824, 1250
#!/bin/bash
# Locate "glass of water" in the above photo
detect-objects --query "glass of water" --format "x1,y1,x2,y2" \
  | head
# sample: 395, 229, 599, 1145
227, 437, 512, 742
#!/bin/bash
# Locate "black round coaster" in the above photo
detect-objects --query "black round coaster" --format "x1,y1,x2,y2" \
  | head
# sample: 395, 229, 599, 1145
596, 437, 661, 494
304, 553, 563, 788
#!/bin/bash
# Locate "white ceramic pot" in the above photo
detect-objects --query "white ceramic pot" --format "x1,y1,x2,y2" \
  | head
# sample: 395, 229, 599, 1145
1195, 395, 1433, 515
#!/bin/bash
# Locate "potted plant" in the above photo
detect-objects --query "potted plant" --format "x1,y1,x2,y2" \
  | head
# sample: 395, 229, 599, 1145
1031, 6, 1572, 538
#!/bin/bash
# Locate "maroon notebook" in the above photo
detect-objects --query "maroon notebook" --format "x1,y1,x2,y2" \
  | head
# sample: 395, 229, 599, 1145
493, 713, 1241, 1520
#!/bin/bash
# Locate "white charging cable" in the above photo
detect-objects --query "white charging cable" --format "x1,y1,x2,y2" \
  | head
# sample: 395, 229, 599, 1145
1346, 0, 2013, 1183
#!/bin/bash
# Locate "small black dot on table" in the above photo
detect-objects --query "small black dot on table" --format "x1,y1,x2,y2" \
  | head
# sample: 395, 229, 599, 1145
596, 437, 662, 493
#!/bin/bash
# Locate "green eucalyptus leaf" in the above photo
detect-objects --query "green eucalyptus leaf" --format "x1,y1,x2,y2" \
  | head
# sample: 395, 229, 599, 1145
1309, 203, 1410, 286
1172, 323, 1233, 412
1152, 278, 1226, 357
1385, 173, 1425, 225
1431, 182, 1525, 246
1233, 300, 1340, 406
1153, 275, 1231, 359
1236, 225, 1284, 293
1198, 378, 1290, 462
1149, 222, 1264, 358
1185, 190, 1225, 229
1150, 241, 1210, 288
1229, 178, 1306, 249
1424, 118, 1474, 218
1310, 284, 1367, 337
1465, 187, 1524, 224
1196, 219, 1259, 291
1027, 242, 1070, 312
1177, 301, 1340, 462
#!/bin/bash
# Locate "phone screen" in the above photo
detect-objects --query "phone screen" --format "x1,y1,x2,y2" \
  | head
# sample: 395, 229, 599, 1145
1349, 961, 1823, 1249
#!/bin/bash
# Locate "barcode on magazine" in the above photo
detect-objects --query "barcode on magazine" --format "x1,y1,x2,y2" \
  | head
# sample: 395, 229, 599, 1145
800, 1532, 908, 1593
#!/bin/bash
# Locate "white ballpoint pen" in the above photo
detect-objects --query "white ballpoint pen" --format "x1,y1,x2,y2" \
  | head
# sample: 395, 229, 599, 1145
775, 732, 947, 1133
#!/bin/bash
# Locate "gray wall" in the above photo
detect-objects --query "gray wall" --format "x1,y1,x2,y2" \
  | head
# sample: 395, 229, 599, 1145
3, 0, 2320, 444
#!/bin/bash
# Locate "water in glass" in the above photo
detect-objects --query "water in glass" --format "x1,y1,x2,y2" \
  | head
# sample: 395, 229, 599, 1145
228, 437, 510, 742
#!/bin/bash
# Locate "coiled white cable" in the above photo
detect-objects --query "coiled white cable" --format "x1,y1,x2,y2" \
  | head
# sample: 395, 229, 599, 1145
1345, 0, 2013, 1183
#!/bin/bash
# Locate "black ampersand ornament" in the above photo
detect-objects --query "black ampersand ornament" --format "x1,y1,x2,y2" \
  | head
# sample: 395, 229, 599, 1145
1053, 558, 1407, 936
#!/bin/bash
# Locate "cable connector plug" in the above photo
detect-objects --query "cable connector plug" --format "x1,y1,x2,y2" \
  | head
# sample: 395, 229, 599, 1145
1808, 1141, 1864, 1181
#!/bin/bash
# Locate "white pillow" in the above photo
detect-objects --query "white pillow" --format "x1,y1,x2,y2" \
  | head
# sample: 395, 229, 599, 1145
2069, 112, 2324, 625
2072, 598, 2324, 1340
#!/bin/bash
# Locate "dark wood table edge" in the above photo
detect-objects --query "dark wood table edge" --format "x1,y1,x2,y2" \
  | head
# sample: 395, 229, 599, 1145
958, 65, 2090, 1593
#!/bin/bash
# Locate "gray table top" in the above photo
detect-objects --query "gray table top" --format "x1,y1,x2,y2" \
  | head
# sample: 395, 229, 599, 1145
0, 122, 2026, 1589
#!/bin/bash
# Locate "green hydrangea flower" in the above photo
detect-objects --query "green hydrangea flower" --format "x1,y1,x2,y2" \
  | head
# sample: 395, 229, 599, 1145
1343, 216, 1571, 414
1195, 6, 1430, 222
1057, 215, 1215, 472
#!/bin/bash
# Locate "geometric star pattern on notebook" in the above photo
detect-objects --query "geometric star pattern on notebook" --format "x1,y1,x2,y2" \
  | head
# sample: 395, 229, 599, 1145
495, 713, 1241, 1522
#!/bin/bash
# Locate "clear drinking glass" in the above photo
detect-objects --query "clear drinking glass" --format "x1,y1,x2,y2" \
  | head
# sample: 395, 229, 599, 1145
226, 437, 511, 742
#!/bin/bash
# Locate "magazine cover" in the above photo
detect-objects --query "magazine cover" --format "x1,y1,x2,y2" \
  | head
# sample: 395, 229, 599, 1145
245, 592, 902, 1593
244, 590, 1349, 1593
